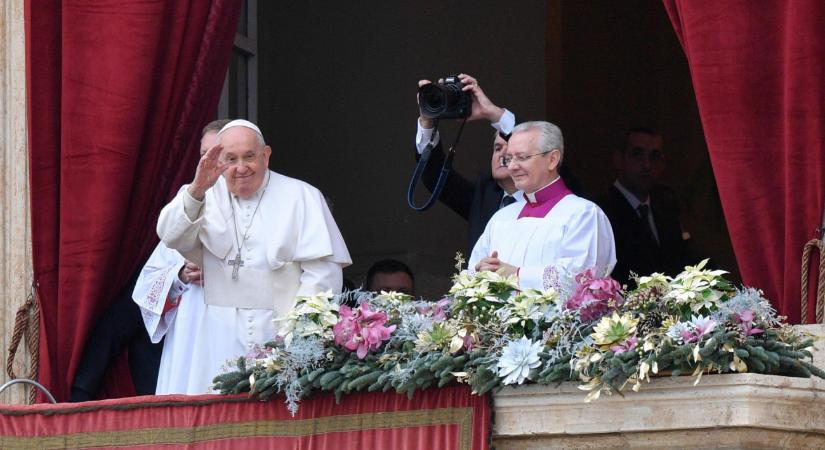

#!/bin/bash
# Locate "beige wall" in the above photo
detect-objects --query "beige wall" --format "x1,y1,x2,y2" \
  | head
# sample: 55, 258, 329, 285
0, 0, 35, 404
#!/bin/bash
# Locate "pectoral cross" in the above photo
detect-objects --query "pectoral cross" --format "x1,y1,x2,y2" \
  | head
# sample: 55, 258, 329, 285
229, 253, 245, 281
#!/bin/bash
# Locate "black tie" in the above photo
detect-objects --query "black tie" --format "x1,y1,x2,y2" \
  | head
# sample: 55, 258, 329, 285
500, 194, 516, 209
637, 204, 658, 245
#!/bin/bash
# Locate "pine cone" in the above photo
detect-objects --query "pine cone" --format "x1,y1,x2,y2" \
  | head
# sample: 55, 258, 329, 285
624, 286, 665, 313
723, 321, 745, 343
638, 311, 666, 337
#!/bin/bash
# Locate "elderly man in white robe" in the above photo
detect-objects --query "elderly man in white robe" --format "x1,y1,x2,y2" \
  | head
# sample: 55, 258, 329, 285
469, 121, 616, 291
151, 119, 351, 394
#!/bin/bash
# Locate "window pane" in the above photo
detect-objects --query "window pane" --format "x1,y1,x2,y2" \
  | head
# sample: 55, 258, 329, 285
236, 0, 248, 37
228, 51, 248, 119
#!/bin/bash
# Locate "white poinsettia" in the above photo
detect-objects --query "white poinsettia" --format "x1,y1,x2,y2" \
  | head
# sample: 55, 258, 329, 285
665, 259, 728, 310
497, 336, 543, 385
637, 272, 670, 291
278, 290, 339, 346
449, 270, 519, 298
505, 289, 558, 325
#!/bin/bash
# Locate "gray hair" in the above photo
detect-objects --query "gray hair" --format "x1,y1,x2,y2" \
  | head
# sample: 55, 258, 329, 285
511, 121, 564, 164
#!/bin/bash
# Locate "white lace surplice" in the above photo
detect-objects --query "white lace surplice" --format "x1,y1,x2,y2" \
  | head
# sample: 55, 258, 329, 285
469, 195, 616, 291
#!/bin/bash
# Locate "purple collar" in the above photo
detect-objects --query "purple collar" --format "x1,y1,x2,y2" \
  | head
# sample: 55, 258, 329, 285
518, 177, 573, 219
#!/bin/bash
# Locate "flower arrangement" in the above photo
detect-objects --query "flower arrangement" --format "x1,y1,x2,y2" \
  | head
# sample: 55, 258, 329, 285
212, 259, 825, 414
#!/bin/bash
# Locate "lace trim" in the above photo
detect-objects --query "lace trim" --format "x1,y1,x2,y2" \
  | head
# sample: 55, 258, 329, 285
145, 271, 169, 311
542, 265, 562, 292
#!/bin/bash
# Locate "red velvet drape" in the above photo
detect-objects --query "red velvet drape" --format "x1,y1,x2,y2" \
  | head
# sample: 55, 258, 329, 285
663, 0, 825, 323
26, 0, 243, 402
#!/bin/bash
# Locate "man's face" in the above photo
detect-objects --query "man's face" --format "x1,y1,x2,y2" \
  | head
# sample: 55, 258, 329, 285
506, 129, 559, 194
616, 132, 665, 197
490, 133, 510, 183
218, 127, 272, 199
200, 131, 219, 155
369, 271, 415, 296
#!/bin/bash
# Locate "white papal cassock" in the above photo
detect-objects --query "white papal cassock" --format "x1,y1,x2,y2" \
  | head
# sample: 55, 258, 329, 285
469, 178, 616, 292
142, 170, 351, 394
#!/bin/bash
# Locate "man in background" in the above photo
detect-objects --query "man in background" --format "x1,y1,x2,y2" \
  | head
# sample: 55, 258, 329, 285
363, 259, 415, 296
597, 127, 688, 286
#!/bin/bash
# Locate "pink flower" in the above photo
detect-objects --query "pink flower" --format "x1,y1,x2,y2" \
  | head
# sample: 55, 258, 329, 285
610, 336, 638, 354
462, 333, 474, 352
416, 298, 451, 321
333, 304, 396, 359
564, 269, 623, 322
734, 310, 764, 336
682, 316, 717, 343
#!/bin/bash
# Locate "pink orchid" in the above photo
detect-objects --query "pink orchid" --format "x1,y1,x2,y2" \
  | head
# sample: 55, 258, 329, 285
682, 316, 717, 343
333, 304, 396, 359
564, 269, 623, 322
610, 335, 638, 354
734, 310, 764, 336
416, 298, 452, 321
463, 333, 474, 352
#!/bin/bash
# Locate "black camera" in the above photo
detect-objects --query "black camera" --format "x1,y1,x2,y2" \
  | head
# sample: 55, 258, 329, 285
418, 75, 472, 119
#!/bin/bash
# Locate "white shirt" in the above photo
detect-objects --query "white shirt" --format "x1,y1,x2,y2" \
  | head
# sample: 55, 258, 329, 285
414, 109, 516, 154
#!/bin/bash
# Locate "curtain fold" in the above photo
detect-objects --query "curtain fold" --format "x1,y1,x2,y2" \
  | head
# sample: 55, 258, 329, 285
663, 0, 825, 322
26, 0, 243, 402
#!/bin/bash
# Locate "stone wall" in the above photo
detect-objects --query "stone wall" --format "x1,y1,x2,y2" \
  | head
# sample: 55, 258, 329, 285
0, 0, 34, 405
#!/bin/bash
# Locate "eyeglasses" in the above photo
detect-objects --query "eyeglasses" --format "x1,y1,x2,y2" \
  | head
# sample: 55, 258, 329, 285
499, 150, 554, 167
220, 151, 262, 167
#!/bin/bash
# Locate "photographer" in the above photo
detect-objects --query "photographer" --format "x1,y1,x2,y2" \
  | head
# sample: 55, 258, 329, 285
414, 74, 519, 252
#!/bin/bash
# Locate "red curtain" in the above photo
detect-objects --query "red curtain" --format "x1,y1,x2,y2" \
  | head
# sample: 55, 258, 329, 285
0, 387, 490, 450
26, 0, 243, 402
663, 1, 825, 323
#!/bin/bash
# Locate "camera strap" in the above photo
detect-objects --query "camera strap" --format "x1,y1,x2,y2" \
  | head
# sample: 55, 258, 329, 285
407, 117, 467, 211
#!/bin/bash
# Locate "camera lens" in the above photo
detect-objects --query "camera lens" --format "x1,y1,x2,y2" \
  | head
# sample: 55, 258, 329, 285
419, 84, 448, 117
417, 77, 472, 119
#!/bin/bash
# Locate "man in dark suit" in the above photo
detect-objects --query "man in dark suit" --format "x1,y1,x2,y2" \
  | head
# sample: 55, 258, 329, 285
597, 127, 687, 287
414, 74, 518, 253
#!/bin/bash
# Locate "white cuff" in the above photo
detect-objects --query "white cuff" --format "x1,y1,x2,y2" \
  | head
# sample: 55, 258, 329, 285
169, 276, 189, 301
415, 119, 441, 154
491, 109, 516, 136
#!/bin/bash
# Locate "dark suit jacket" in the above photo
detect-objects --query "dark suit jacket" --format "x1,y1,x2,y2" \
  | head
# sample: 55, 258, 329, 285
418, 140, 504, 253
70, 269, 163, 401
597, 185, 686, 287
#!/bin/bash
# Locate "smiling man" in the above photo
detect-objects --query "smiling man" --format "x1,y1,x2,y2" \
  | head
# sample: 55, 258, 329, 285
468, 121, 616, 291
155, 119, 351, 392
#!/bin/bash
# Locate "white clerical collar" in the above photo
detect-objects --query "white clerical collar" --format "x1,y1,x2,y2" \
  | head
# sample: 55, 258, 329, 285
524, 176, 561, 203
614, 179, 650, 210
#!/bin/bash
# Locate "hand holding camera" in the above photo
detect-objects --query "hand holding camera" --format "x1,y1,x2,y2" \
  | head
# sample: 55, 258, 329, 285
417, 74, 504, 125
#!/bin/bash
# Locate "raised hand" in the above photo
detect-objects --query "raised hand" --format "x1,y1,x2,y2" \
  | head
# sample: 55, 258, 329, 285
417, 79, 435, 129
187, 144, 226, 201
457, 74, 504, 124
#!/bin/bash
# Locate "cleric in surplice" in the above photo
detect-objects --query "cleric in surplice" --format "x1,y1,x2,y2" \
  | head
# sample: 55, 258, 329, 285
154, 119, 351, 393
469, 121, 616, 291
